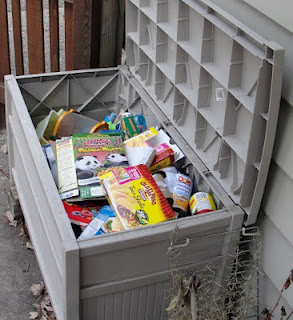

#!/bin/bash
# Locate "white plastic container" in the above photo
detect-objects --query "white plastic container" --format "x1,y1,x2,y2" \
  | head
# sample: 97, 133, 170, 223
5, 0, 283, 319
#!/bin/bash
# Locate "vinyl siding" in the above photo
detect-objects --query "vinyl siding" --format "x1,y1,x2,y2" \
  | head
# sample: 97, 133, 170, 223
209, 0, 293, 312
259, 271, 293, 315
243, 0, 293, 33
263, 161, 293, 246
259, 211, 293, 309
273, 99, 293, 181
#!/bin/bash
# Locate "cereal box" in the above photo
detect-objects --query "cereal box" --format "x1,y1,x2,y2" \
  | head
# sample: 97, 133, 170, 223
100, 164, 176, 229
56, 133, 129, 200
75, 133, 128, 199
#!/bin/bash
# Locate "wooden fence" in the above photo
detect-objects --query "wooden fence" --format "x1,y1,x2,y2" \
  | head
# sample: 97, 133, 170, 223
0, 0, 125, 115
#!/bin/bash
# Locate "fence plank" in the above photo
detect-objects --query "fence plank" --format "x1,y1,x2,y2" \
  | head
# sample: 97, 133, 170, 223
0, 0, 9, 112
49, 0, 59, 71
90, 0, 102, 68
0, 85, 5, 105
65, 1, 73, 70
116, 0, 125, 66
72, 0, 92, 69
26, 0, 44, 73
0, 0, 11, 81
0, 102, 5, 129
11, 0, 24, 75
99, 0, 115, 67
99, 0, 125, 67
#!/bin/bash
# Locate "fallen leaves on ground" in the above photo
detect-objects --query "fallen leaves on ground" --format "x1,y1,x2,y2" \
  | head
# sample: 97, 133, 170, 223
26, 241, 34, 250
1, 144, 8, 154
3, 210, 18, 227
29, 311, 39, 319
29, 283, 56, 319
19, 226, 26, 238
30, 282, 45, 300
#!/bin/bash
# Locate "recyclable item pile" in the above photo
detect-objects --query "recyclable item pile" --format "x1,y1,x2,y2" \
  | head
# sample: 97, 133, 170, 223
39, 109, 216, 239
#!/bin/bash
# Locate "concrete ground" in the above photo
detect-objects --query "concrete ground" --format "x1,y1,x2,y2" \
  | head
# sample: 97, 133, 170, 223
0, 129, 43, 320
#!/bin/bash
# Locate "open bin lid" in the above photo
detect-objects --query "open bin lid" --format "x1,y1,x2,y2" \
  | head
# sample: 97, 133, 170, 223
125, 0, 284, 225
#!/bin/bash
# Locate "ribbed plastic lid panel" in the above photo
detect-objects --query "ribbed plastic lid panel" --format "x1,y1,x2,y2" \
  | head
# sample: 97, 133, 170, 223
125, 0, 284, 225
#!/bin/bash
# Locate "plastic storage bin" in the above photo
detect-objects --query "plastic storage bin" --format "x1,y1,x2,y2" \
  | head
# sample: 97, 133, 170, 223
5, 0, 283, 319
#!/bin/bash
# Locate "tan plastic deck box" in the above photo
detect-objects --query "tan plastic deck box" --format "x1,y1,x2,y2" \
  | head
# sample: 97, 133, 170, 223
5, 0, 283, 318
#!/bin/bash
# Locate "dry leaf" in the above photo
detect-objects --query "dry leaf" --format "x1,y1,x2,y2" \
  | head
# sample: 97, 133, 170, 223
262, 308, 272, 320
1, 144, 8, 154
29, 311, 39, 319
44, 305, 54, 313
41, 309, 48, 320
41, 300, 54, 312
284, 274, 292, 290
29, 286, 56, 320
3, 210, 14, 223
26, 242, 34, 250
19, 226, 26, 238
3, 210, 18, 227
30, 282, 45, 300
166, 278, 187, 311
40, 295, 56, 320
49, 314, 56, 320
281, 306, 287, 316
32, 303, 41, 312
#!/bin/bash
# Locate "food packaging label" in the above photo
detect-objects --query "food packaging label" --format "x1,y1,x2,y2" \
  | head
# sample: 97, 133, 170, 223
78, 213, 109, 240
173, 174, 193, 212
100, 164, 176, 230
189, 192, 216, 215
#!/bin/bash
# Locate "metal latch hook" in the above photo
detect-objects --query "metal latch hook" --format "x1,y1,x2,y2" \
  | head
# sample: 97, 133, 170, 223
168, 238, 190, 250
241, 227, 258, 237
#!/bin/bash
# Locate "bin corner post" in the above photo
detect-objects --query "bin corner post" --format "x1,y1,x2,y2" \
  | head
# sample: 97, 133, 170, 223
4, 74, 17, 185
64, 240, 80, 320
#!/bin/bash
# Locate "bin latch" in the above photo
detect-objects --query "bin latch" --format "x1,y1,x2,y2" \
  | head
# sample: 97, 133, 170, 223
241, 227, 258, 236
168, 238, 190, 250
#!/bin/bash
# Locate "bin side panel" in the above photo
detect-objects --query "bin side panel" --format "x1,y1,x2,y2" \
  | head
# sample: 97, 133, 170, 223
80, 228, 226, 288
81, 282, 170, 320
5, 75, 78, 320
10, 156, 65, 319
64, 241, 80, 320
79, 208, 242, 288
8, 115, 64, 270
79, 207, 244, 320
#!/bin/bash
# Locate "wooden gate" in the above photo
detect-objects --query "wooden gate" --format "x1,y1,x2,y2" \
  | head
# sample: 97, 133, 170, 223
0, 0, 125, 126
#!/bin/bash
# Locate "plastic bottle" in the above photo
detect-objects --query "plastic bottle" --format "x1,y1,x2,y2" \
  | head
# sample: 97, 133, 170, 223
134, 114, 147, 132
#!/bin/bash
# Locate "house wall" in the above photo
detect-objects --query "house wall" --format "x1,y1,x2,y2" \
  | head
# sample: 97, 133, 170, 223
210, 0, 293, 314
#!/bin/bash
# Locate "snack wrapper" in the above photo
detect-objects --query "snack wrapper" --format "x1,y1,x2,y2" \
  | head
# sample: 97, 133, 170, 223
100, 164, 176, 229
78, 213, 109, 240
125, 146, 156, 168
63, 200, 103, 225
101, 217, 124, 233
149, 143, 175, 173
123, 127, 158, 148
